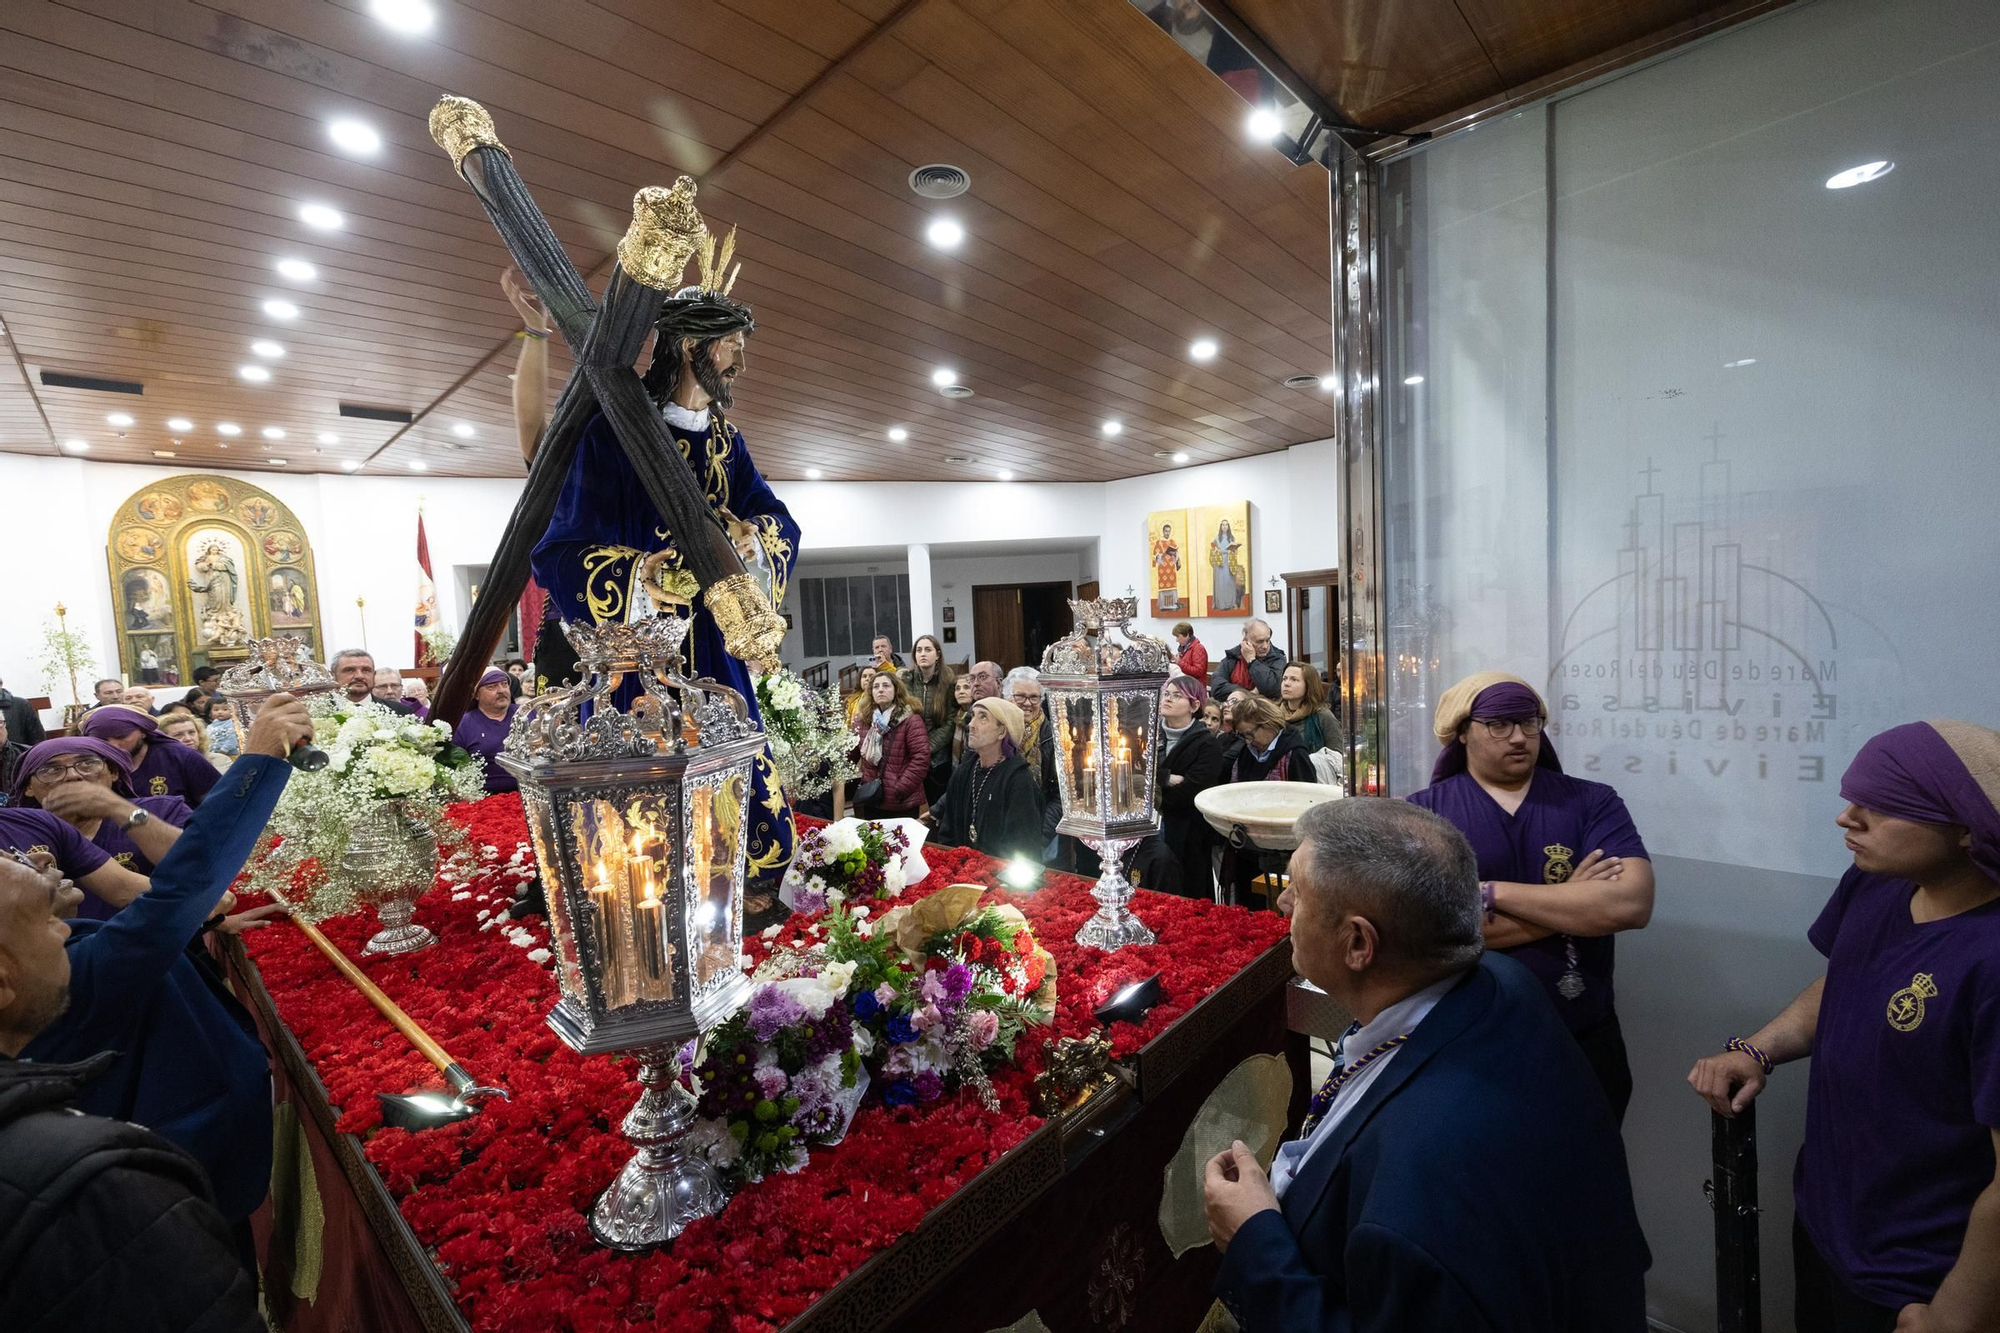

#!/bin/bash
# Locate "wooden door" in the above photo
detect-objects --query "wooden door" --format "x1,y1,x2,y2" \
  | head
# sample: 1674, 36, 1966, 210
1077, 580, 1100, 602
972, 586, 1022, 669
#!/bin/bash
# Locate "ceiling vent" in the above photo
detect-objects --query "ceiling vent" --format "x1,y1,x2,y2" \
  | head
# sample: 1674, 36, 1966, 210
40, 370, 143, 395
1282, 373, 1322, 390
338, 402, 415, 423
943, 455, 974, 465
938, 384, 974, 399
909, 164, 971, 199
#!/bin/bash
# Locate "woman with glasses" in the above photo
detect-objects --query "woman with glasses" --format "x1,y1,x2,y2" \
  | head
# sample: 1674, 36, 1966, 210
0, 739, 163, 919
1405, 672, 1655, 1122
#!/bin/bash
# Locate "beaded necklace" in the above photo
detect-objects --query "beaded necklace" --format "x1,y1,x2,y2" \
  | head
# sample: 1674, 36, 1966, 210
967, 757, 996, 844
1298, 1022, 1412, 1138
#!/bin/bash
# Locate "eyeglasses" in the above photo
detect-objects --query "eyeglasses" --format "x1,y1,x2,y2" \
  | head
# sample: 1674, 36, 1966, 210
28, 756, 109, 782
1474, 716, 1543, 739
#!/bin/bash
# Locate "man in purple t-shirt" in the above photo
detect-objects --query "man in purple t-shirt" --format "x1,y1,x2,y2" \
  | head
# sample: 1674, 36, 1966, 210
1690, 720, 2000, 1333
1405, 672, 1655, 1121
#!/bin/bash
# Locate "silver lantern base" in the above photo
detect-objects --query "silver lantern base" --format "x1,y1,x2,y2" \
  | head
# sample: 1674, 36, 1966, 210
591, 1047, 727, 1251
1074, 835, 1156, 950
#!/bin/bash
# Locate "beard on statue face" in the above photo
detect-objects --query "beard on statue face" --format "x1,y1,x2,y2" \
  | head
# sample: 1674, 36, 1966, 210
692, 334, 745, 410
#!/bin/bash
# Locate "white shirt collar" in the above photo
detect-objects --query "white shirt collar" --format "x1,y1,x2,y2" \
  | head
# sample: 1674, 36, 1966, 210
662, 399, 711, 432
1341, 971, 1464, 1063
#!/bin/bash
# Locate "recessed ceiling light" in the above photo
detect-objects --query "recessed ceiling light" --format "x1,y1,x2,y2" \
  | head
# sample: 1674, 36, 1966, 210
1723, 358, 1757, 369
368, 0, 435, 34
407, 459, 428, 472
1246, 107, 1284, 142
318, 431, 340, 444
451, 421, 476, 438
262, 426, 286, 439
267, 458, 289, 465
106, 411, 134, 427
251, 340, 286, 359
1100, 419, 1122, 436
1826, 160, 1893, 189
1172, 451, 1190, 463
341, 459, 362, 472
262, 299, 300, 320
886, 426, 909, 442
327, 118, 382, 156
804, 467, 823, 480
62, 438, 88, 453
925, 218, 965, 249
275, 257, 318, 282
996, 469, 1015, 482
152, 449, 176, 458
1403, 374, 1424, 386
298, 202, 345, 231
216, 422, 241, 437
239, 364, 272, 382
1189, 338, 1219, 362
1319, 374, 1337, 392
930, 367, 956, 387
165, 418, 193, 434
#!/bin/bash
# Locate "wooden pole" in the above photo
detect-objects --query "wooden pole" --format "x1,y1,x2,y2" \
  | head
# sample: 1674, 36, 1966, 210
287, 910, 458, 1076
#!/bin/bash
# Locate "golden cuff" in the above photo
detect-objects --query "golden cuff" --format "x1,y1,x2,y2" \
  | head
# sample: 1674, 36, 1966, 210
705, 571, 786, 664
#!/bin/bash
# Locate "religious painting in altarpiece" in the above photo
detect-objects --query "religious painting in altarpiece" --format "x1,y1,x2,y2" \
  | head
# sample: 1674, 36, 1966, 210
1191, 502, 1251, 619
1146, 508, 1189, 618
105, 474, 324, 686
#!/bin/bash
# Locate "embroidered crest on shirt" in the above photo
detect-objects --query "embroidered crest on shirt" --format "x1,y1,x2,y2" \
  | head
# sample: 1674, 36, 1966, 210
1886, 972, 1939, 1032
149, 776, 169, 795
1542, 843, 1575, 883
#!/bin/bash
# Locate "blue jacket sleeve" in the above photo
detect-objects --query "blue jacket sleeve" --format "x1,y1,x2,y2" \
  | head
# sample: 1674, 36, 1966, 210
59, 755, 290, 1042
1215, 1209, 1348, 1332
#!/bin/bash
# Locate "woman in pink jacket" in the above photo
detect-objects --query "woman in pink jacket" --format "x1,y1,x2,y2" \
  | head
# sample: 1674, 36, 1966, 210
848, 670, 931, 820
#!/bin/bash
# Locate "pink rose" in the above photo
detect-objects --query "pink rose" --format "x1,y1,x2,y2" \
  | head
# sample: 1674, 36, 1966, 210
966, 1010, 1000, 1051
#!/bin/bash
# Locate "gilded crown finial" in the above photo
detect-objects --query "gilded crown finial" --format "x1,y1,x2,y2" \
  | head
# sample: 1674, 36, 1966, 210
618, 178, 707, 292
428, 95, 508, 173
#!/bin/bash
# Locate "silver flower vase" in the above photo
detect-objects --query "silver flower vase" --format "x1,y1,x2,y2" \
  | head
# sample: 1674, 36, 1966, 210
345, 803, 440, 956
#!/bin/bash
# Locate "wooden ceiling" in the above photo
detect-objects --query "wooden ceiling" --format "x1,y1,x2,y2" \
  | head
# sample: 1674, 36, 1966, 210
1210, 0, 1793, 138
0, 0, 1344, 481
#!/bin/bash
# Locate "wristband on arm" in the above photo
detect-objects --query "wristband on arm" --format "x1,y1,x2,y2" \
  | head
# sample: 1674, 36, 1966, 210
1724, 1037, 1773, 1075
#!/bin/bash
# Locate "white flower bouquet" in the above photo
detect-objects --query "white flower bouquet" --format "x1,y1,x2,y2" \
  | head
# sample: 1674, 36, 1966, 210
754, 667, 858, 802
242, 695, 489, 920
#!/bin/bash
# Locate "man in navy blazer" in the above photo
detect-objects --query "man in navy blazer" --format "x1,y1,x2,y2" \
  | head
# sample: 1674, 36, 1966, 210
1205, 798, 1651, 1332
21, 694, 313, 1227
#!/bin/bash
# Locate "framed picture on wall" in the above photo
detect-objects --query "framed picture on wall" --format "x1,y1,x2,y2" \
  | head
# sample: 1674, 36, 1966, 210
1264, 589, 1283, 613
943, 627, 957, 644
1191, 501, 1252, 617
942, 605, 955, 624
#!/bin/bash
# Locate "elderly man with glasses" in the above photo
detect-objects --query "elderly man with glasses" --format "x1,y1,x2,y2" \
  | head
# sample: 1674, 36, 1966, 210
1404, 672, 1656, 1122
1209, 618, 1286, 703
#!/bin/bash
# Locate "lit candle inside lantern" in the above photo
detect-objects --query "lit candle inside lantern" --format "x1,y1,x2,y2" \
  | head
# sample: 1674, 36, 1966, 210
588, 856, 624, 999
634, 892, 668, 983
1113, 738, 1132, 810
627, 828, 657, 903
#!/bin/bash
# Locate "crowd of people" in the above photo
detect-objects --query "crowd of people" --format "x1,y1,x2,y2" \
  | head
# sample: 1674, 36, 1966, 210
3, 620, 1992, 1333
834, 621, 1345, 900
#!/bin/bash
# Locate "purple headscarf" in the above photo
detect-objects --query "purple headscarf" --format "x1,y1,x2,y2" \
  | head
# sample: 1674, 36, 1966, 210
79, 705, 164, 743
477, 668, 509, 689
11, 736, 137, 803
1431, 679, 1564, 783
1840, 720, 2000, 885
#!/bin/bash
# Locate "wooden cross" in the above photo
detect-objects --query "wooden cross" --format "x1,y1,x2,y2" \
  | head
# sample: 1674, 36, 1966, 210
423, 96, 785, 725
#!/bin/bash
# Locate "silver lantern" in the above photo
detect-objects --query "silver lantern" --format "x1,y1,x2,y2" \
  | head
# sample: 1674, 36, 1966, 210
1041, 598, 1173, 949
498, 616, 764, 1250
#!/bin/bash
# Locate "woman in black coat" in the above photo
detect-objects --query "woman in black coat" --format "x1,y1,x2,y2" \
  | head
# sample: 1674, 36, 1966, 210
1155, 675, 1225, 898
928, 698, 1044, 865
1218, 693, 1318, 906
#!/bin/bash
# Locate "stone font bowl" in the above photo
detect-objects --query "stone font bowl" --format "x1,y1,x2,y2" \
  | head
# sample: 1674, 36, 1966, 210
1194, 781, 1343, 852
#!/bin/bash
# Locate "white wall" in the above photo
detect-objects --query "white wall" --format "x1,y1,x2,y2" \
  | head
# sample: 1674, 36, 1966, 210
0, 442, 1336, 721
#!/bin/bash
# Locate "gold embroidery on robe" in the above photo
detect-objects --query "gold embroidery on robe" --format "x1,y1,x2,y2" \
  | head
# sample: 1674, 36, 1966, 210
580, 545, 641, 623
1887, 972, 1938, 1032
1542, 843, 1575, 884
